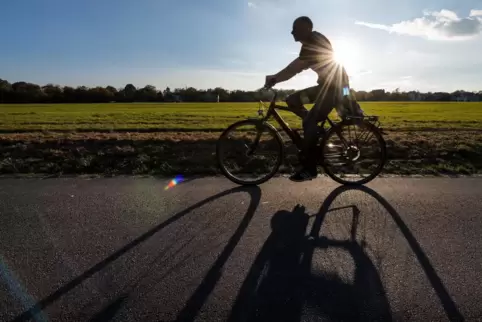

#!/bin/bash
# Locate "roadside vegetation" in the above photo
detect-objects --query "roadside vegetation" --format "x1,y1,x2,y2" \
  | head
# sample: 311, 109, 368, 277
1, 127, 481, 177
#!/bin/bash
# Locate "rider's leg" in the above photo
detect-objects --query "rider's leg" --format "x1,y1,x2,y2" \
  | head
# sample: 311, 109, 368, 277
290, 85, 338, 182
285, 88, 314, 119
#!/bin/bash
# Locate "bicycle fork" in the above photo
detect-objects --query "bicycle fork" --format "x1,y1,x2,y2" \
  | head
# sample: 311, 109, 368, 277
246, 121, 267, 156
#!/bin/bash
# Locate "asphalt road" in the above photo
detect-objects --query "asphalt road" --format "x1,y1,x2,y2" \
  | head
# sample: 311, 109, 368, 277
0, 176, 481, 322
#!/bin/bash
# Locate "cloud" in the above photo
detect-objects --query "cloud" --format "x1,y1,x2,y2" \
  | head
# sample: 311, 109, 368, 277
355, 9, 482, 40
247, 2, 257, 8
470, 9, 482, 17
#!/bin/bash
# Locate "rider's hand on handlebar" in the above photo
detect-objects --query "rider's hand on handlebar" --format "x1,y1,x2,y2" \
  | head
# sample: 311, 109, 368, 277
264, 75, 277, 89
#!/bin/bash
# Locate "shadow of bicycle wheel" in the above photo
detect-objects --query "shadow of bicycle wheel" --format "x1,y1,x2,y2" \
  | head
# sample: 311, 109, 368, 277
228, 184, 464, 322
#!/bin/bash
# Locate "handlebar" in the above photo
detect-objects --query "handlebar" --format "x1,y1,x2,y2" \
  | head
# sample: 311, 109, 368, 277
262, 85, 278, 103
264, 78, 276, 89
262, 77, 278, 103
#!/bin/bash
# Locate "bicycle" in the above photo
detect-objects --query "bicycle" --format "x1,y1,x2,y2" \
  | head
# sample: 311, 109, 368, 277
216, 86, 387, 186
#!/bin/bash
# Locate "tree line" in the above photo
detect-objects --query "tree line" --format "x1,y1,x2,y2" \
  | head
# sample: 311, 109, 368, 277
1, 78, 481, 103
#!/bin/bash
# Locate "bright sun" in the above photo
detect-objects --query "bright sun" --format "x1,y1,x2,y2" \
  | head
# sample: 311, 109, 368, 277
331, 39, 359, 73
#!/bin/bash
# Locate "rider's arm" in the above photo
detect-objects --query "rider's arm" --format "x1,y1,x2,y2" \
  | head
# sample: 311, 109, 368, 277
274, 58, 309, 83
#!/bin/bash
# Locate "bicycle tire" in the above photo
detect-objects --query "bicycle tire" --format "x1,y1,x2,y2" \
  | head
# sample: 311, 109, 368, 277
216, 119, 284, 186
321, 120, 387, 185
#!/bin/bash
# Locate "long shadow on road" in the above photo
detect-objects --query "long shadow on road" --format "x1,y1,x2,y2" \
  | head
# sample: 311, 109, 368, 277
357, 185, 464, 322
173, 185, 260, 321
228, 184, 464, 322
13, 185, 262, 322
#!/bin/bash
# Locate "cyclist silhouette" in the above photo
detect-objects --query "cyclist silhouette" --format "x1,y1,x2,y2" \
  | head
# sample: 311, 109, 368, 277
264, 16, 352, 182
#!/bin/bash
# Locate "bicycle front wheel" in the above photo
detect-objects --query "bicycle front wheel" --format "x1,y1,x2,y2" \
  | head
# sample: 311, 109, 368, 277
321, 120, 387, 185
216, 119, 284, 185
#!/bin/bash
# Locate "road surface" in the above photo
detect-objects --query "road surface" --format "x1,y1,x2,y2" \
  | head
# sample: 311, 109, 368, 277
0, 176, 481, 321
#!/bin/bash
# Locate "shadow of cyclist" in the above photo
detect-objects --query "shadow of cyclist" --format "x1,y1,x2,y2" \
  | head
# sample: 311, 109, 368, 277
228, 204, 310, 322
228, 185, 391, 322
299, 185, 392, 322
302, 206, 391, 321
228, 184, 465, 322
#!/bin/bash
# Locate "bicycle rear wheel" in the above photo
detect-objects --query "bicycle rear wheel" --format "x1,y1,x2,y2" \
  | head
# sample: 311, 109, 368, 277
216, 119, 284, 185
321, 120, 387, 185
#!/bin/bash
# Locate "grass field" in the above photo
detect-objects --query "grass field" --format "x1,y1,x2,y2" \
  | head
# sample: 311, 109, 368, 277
0, 101, 481, 176
1, 102, 482, 132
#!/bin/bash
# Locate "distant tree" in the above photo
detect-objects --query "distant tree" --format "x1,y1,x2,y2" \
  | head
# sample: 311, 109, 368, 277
163, 87, 173, 101
439, 92, 451, 101
106, 86, 118, 95
137, 85, 157, 102
156, 90, 164, 102
63, 86, 76, 103
88, 87, 113, 102
213, 87, 229, 102
11, 82, 45, 103
115, 88, 126, 102
124, 84, 136, 102
391, 88, 399, 101
75, 86, 89, 103
369, 89, 387, 101
177, 87, 201, 102
354, 90, 368, 101
0, 79, 11, 91
42, 84, 63, 103
0, 77, 478, 103
398, 91, 410, 101
0, 79, 12, 103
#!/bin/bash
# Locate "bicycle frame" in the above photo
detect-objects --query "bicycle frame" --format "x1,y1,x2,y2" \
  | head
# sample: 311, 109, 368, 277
263, 102, 304, 148
258, 90, 348, 150
218, 88, 387, 185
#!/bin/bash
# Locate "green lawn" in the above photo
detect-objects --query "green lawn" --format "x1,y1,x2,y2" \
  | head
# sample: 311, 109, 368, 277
0, 101, 481, 132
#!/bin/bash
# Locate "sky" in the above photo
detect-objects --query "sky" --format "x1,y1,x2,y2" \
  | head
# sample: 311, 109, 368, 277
1, 0, 482, 92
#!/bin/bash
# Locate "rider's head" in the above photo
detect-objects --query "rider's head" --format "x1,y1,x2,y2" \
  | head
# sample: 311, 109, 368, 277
292, 16, 313, 42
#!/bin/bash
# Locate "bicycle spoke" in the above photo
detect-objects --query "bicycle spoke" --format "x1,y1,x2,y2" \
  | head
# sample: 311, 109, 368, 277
348, 123, 353, 142
218, 121, 282, 184
322, 122, 386, 184
356, 125, 376, 146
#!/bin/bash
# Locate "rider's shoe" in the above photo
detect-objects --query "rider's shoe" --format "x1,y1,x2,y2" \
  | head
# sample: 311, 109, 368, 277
289, 168, 318, 182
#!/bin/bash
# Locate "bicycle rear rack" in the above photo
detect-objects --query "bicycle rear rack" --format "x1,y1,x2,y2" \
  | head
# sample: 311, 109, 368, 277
344, 115, 386, 134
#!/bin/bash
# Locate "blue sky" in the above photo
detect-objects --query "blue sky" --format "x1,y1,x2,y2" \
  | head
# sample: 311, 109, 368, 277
1, 0, 481, 92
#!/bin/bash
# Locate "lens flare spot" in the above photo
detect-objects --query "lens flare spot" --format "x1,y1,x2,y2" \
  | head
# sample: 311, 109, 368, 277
164, 175, 185, 190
